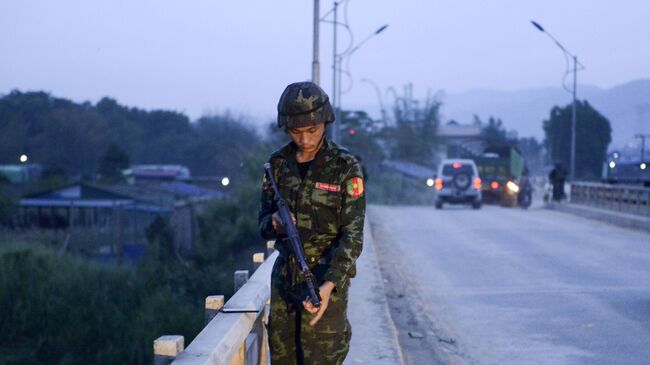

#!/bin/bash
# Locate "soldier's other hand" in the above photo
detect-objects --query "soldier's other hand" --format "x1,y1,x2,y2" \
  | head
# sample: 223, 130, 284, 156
271, 212, 296, 234
303, 281, 336, 327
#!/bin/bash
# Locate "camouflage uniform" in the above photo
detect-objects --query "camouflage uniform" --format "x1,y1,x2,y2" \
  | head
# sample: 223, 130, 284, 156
258, 137, 366, 365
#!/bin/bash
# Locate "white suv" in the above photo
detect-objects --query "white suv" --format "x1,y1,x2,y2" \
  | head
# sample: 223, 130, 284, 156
434, 159, 482, 209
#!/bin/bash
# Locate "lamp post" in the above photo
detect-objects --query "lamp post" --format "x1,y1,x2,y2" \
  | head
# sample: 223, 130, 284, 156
332, 24, 388, 143
531, 20, 584, 181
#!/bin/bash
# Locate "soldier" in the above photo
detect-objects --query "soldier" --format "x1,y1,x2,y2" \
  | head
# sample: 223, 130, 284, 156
258, 81, 365, 365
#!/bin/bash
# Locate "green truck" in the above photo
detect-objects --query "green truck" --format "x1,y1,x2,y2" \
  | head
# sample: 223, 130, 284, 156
473, 146, 525, 206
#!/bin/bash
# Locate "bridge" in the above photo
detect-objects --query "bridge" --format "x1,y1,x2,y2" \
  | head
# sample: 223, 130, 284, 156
153, 182, 649, 365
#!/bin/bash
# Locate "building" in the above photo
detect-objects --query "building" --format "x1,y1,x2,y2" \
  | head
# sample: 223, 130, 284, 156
437, 121, 484, 159
16, 180, 221, 262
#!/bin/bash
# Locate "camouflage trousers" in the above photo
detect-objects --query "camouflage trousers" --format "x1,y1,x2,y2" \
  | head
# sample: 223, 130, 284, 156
268, 259, 351, 365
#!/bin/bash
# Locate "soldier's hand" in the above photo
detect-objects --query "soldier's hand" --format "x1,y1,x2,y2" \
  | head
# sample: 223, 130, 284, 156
303, 281, 336, 327
271, 212, 296, 234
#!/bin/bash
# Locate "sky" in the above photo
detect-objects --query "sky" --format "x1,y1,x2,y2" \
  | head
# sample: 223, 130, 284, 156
1, 0, 649, 126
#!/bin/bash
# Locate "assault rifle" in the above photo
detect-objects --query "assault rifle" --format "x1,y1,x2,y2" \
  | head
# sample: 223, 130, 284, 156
263, 162, 321, 307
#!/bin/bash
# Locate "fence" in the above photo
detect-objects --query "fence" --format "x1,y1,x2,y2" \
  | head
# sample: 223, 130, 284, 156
570, 182, 650, 217
154, 242, 276, 365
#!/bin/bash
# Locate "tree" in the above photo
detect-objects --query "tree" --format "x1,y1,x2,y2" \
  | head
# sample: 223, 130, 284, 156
543, 100, 611, 180
0, 91, 266, 190
98, 143, 130, 182
0, 181, 14, 225
338, 110, 385, 175
382, 90, 441, 167
478, 116, 511, 146
517, 137, 545, 175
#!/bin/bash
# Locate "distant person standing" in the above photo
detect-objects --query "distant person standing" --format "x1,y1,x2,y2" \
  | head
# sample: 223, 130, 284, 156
548, 162, 567, 202
517, 167, 533, 208
259, 81, 366, 365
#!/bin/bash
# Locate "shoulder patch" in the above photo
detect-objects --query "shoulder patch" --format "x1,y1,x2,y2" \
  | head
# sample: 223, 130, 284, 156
346, 177, 364, 199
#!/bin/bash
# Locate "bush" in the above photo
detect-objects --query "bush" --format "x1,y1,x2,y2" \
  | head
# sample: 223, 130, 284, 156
367, 172, 436, 205
0, 244, 201, 365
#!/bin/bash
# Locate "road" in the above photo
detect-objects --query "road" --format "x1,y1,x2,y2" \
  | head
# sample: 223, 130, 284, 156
368, 204, 650, 365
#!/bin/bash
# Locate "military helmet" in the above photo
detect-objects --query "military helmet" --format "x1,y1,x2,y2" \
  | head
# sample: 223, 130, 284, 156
277, 81, 335, 128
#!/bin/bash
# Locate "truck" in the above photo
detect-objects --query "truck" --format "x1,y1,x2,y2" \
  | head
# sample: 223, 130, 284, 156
473, 145, 525, 206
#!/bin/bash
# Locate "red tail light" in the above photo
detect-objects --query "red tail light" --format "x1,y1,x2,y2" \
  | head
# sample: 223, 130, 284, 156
452, 163, 463, 169
474, 177, 482, 190
490, 181, 500, 190
435, 178, 443, 190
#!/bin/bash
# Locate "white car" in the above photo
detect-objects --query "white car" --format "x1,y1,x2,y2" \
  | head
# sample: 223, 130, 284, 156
434, 159, 482, 209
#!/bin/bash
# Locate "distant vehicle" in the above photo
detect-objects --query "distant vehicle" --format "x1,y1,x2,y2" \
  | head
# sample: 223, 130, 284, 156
122, 164, 191, 184
434, 159, 482, 209
603, 159, 650, 187
474, 146, 525, 206
517, 174, 533, 209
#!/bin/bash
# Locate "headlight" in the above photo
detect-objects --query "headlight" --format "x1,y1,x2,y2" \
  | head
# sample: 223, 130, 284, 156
506, 181, 519, 193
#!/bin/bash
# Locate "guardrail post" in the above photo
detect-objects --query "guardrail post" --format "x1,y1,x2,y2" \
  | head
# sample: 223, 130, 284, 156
266, 240, 275, 257
234, 270, 249, 291
205, 295, 225, 325
153, 335, 184, 365
253, 252, 265, 271
232, 342, 246, 365
260, 303, 271, 365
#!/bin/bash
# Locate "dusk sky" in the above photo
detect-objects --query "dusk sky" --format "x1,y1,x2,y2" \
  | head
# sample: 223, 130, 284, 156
1, 0, 649, 125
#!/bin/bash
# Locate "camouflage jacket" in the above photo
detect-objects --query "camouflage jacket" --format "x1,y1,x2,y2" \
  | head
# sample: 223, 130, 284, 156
258, 138, 365, 290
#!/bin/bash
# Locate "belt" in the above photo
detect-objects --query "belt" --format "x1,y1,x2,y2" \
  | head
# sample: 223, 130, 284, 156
280, 250, 328, 265
277, 239, 329, 265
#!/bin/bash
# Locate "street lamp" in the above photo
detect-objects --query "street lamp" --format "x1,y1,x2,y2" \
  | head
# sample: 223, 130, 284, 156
531, 20, 584, 181
332, 23, 388, 143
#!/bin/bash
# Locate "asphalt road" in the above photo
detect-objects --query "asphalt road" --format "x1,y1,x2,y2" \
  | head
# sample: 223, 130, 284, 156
369, 204, 650, 365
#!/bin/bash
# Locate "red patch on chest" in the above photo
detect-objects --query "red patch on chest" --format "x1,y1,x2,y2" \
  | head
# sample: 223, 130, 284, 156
315, 182, 341, 192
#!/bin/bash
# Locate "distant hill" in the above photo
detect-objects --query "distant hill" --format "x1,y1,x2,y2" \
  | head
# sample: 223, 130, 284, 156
440, 79, 650, 148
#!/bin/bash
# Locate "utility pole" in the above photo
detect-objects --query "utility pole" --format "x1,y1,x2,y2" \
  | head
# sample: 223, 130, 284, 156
570, 55, 578, 181
331, 1, 339, 143
312, 0, 320, 85
636, 134, 650, 161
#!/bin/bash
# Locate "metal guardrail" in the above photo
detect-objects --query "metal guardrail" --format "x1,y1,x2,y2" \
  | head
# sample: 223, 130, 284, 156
570, 182, 650, 217
154, 243, 277, 365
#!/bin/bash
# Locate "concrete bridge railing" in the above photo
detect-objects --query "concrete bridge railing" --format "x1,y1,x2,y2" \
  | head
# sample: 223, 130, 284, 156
154, 243, 277, 365
570, 182, 650, 217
